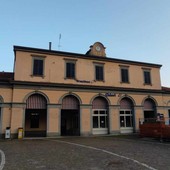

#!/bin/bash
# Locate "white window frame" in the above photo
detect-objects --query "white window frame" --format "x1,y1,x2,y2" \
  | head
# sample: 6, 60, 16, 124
92, 109, 108, 129
120, 109, 133, 128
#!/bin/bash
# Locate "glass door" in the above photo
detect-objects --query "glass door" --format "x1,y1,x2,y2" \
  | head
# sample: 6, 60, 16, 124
120, 110, 133, 133
92, 109, 108, 135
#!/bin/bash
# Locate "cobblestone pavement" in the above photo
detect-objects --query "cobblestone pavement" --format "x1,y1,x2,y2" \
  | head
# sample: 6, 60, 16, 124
0, 135, 170, 170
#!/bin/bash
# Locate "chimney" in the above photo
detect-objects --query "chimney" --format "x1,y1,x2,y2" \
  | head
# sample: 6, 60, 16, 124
49, 42, 52, 50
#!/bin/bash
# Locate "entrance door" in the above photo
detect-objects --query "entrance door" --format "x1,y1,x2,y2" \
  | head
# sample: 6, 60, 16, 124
25, 94, 47, 137
120, 110, 133, 131
61, 110, 79, 136
61, 95, 80, 136
92, 97, 108, 135
92, 109, 108, 134
119, 98, 134, 134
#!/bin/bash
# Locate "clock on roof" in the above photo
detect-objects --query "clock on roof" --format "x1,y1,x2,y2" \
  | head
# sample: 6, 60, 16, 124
95, 46, 101, 52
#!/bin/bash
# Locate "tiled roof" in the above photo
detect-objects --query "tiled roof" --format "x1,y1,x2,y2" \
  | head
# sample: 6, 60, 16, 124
162, 86, 170, 92
0, 72, 14, 80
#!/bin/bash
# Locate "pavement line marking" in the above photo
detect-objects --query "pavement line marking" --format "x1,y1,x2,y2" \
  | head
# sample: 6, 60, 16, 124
47, 139, 157, 170
0, 150, 5, 170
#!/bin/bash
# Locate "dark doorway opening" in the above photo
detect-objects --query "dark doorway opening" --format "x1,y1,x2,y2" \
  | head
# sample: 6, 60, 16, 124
25, 94, 47, 137
144, 111, 155, 119
25, 109, 47, 137
143, 98, 156, 120
61, 109, 80, 136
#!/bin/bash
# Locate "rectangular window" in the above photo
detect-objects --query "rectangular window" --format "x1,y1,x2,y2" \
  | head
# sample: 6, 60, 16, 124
121, 68, 129, 83
33, 59, 44, 76
144, 70, 151, 84
95, 65, 104, 81
66, 62, 75, 79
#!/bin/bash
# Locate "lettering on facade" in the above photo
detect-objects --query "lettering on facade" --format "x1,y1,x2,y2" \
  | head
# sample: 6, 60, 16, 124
76, 79, 91, 83
105, 92, 116, 97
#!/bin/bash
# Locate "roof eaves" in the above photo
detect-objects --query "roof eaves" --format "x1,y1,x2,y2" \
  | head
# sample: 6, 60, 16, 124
13, 46, 162, 68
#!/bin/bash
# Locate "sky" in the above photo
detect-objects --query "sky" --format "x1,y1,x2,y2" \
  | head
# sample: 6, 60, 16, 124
1, 0, 170, 87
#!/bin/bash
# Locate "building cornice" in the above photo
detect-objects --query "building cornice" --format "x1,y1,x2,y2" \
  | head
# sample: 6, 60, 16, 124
4, 80, 166, 94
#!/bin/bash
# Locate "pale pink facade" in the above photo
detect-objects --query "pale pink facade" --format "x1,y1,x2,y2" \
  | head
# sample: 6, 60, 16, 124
0, 42, 170, 138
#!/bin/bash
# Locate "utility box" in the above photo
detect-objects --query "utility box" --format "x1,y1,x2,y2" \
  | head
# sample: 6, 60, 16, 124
18, 128, 23, 139
5, 127, 11, 139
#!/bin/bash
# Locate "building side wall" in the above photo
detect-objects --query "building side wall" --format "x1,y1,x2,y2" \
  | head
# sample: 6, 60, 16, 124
10, 107, 24, 137
81, 108, 91, 136
47, 107, 60, 137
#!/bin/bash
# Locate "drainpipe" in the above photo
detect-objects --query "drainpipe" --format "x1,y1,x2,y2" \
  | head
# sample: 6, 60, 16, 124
9, 84, 14, 138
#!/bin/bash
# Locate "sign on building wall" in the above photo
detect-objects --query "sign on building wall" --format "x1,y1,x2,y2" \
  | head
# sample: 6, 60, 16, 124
105, 92, 116, 97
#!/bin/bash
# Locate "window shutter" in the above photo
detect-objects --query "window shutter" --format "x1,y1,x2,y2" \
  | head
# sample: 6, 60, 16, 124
33, 59, 43, 75
62, 96, 79, 109
92, 97, 107, 109
26, 94, 47, 109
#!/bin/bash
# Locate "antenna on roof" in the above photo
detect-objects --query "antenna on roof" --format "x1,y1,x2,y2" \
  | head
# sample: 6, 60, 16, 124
58, 33, 61, 50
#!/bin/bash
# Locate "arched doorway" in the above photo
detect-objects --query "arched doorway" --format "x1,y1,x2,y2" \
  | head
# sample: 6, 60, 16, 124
120, 97, 134, 133
92, 96, 108, 135
25, 94, 47, 137
61, 95, 80, 136
143, 98, 156, 119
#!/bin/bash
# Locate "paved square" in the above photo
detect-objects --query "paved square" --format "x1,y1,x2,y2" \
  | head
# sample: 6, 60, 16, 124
0, 136, 170, 170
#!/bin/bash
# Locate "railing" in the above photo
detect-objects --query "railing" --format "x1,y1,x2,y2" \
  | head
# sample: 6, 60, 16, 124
139, 118, 170, 141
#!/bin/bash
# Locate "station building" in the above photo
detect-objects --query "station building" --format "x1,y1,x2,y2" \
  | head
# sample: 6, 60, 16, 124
0, 42, 170, 138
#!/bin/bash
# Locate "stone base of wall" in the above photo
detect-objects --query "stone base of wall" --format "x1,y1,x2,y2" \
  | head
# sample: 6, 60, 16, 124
0, 133, 17, 139
47, 132, 60, 137
0, 130, 139, 139
81, 132, 92, 136
109, 130, 120, 135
